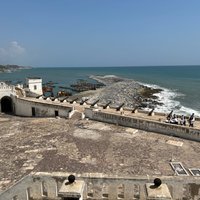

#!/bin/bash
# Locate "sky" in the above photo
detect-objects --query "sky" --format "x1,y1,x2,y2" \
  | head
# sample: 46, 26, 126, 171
1, 0, 200, 67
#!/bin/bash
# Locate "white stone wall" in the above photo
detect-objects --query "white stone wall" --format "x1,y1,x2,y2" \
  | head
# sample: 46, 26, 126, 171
0, 172, 200, 200
0, 82, 16, 98
0, 89, 14, 99
26, 78, 43, 95
14, 97, 72, 117
84, 108, 200, 142
0, 82, 16, 112
0, 174, 61, 200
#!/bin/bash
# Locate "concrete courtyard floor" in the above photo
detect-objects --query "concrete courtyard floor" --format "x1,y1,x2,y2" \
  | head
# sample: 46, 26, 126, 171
0, 113, 200, 192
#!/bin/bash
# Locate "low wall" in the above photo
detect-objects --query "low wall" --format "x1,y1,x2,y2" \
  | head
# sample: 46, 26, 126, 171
0, 174, 61, 200
0, 88, 16, 100
0, 83, 16, 97
14, 97, 72, 118
1, 172, 200, 200
84, 108, 200, 142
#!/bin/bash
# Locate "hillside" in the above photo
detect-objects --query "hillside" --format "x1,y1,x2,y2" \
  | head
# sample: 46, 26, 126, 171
0, 64, 31, 73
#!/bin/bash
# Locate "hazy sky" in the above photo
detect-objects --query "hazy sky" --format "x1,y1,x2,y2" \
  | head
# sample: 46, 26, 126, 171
1, 0, 200, 67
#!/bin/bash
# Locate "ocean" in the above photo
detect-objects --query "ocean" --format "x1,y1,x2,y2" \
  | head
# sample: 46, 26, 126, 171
1, 65, 200, 117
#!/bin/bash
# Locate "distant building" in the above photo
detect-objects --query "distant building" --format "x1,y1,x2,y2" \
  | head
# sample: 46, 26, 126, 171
25, 77, 43, 96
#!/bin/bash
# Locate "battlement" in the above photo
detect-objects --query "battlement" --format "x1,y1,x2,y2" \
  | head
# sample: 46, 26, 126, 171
0, 82, 15, 91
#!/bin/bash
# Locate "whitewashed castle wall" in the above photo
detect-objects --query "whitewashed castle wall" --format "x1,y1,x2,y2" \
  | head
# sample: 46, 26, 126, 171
0, 82, 16, 112
84, 108, 200, 142
14, 97, 72, 117
0, 82, 16, 98
26, 78, 43, 95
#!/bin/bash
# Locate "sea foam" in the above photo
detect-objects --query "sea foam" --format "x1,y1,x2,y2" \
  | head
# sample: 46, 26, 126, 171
140, 82, 200, 117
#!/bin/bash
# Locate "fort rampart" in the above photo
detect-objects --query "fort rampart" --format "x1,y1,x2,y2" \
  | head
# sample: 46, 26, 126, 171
84, 108, 200, 142
0, 83, 16, 98
13, 97, 72, 117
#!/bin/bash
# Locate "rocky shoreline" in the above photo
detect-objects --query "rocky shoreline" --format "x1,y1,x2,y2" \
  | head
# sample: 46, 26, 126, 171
78, 75, 163, 109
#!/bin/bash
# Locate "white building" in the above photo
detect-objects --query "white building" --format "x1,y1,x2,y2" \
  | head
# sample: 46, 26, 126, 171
0, 82, 16, 113
25, 77, 43, 96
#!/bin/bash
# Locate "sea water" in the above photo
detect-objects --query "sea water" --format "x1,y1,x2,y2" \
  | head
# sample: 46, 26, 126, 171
0, 65, 200, 117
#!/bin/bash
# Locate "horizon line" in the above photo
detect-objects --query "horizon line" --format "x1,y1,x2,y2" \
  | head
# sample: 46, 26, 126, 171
32, 64, 200, 68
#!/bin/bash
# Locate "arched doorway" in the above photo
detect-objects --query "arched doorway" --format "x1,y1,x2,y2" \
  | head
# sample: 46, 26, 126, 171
1, 96, 13, 113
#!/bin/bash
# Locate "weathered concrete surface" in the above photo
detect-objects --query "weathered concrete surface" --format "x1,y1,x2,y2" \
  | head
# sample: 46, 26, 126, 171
1, 172, 200, 200
0, 113, 200, 193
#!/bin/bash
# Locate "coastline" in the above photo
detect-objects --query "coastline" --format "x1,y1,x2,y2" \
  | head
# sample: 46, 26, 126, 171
73, 74, 200, 117
75, 75, 163, 109
0, 64, 31, 73
1, 66, 200, 117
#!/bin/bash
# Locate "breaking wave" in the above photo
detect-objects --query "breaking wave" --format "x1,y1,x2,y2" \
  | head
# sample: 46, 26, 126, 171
140, 82, 200, 117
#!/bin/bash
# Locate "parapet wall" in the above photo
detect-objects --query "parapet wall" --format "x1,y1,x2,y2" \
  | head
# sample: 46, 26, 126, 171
84, 108, 200, 142
14, 97, 72, 117
0, 172, 200, 200
0, 82, 15, 90
0, 82, 16, 99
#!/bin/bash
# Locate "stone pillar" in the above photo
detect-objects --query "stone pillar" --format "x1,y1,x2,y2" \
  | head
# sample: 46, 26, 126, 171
46, 179, 58, 199
145, 178, 172, 200
124, 183, 135, 199
92, 183, 102, 199
31, 180, 43, 199
138, 183, 146, 199
58, 175, 85, 200
108, 184, 118, 199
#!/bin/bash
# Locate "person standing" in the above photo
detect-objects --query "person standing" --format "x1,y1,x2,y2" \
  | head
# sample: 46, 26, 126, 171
180, 115, 186, 126
188, 113, 195, 127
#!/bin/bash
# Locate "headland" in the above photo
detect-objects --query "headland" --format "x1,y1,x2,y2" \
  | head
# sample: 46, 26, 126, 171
0, 64, 31, 73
